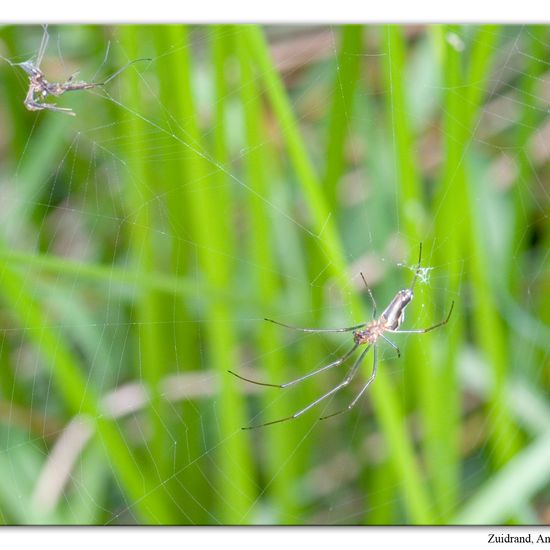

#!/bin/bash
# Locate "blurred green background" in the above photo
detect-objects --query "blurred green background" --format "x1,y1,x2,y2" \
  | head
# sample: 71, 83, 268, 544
0, 24, 549, 525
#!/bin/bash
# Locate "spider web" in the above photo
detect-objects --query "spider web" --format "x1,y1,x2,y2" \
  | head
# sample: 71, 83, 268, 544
0, 24, 549, 526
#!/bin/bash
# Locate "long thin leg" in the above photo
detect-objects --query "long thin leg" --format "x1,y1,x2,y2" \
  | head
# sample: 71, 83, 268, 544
39, 103, 76, 115
97, 58, 152, 86
0, 25, 48, 68
23, 87, 38, 110
320, 345, 378, 420
264, 317, 366, 334
66, 71, 81, 82
56, 30, 67, 77
228, 342, 358, 389
0, 54, 16, 66
23, 89, 73, 115
25, 94, 75, 116
380, 334, 400, 358
360, 272, 377, 319
91, 41, 111, 82
35, 25, 49, 68
388, 301, 454, 334
409, 242, 423, 291
242, 345, 371, 430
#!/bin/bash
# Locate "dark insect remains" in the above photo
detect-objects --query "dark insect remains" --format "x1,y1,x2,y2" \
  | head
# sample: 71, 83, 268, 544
1, 25, 150, 116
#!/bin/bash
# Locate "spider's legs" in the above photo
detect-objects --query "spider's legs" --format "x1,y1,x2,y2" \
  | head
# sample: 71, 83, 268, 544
23, 100, 43, 112
264, 318, 367, 333
0, 54, 16, 66
320, 345, 378, 421
409, 242, 423, 291
360, 272, 377, 319
97, 58, 152, 86
29, 100, 75, 116
23, 84, 75, 115
380, 334, 400, 358
242, 345, 371, 429
91, 41, 111, 82
23, 88, 40, 110
66, 71, 81, 83
229, 342, 359, 389
388, 301, 454, 335
28, 101, 75, 116
35, 25, 49, 68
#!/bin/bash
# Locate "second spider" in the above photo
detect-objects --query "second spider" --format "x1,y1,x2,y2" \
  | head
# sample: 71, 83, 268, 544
2, 25, 150, 116
229, 243, 454, 429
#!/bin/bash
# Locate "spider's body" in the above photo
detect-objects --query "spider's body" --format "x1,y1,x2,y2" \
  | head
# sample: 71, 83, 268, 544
2, 26, 150, 116
16, 58, 96, 98
354, 288, 414, 345
17, 60, 42, 79
353, 322, 385, 346
229, 244, 454, 429
20, 63, 97, 114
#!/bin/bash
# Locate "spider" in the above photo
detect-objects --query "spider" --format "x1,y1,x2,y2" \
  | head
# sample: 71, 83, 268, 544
229, 243, 454, 429
1, 25, 150, 116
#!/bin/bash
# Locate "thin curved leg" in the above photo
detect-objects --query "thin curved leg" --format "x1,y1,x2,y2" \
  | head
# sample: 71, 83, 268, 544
320, 345, 378, 421
242, 345, 372, 429
228, 342, 359, 389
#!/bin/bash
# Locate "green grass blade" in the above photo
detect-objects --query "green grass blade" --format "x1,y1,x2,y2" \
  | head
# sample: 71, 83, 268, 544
435, 23, 521, 483
0, 261, 171, 522
384, 25, 457, 521
465, 26, 523, 467
235, 26, 301, 523
4, 100, 82, 245
162, 25, 256, 524
455, 430, 550, 524
118, 26, 172, 505
323, 25, 363, 205
0, 248, 240, 305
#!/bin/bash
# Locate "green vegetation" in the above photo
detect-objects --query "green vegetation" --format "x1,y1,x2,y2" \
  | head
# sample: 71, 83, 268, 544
0, 24, 548, 525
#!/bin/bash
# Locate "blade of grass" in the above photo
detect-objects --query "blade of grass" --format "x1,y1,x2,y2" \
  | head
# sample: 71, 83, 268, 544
59, 440, 110, 524
164, 25, 256, 524
510, 26, 547, 288
118, 26, 172, 511
34, 280, 117, 391
384, 25, 458, 521
0, 427, 64, 524
510, 27, 549, 379
454, 429, 550, 524
383, 25, 423, 240
355, 66, 396, 252
4, 98, 83, 245
154, 29, 215, 524
235, 26, 301, 523
152, 23, 200, 455
464, 26, 523, 467
366, 459, 397, 524
0, 248, 243, 305
0, 260, 171, 522
323, 25, 363, 206
459, 347, 550, 437
435, 24, 521, 476
0, 25, 35, 161
432, 27, 472, 519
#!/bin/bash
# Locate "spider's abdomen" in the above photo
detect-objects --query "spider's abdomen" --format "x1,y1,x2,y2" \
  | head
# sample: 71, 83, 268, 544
381, 289, 413, 330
